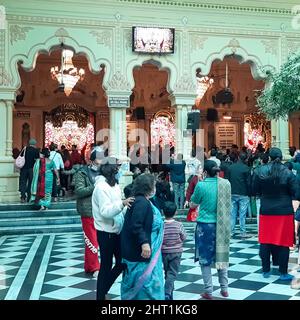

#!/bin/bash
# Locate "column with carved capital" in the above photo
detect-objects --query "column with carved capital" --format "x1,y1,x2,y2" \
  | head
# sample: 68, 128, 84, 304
107, 93, 132, 194
108, 106, 127, 160
175, 104, 183, 155
278, 118, 290, 159
0, 96, 19, 202
182, 105, 193, 161
277, 34, 290, 159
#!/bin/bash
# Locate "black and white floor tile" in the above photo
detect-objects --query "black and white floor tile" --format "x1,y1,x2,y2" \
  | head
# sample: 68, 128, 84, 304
0, 223, 299, 300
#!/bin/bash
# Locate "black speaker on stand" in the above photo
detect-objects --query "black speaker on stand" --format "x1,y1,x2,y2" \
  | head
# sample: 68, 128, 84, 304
187, 111, 200, 132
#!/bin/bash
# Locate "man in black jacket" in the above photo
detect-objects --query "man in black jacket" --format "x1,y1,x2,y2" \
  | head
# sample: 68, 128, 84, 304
228, 152, 251, 238
19, 138, 40, 203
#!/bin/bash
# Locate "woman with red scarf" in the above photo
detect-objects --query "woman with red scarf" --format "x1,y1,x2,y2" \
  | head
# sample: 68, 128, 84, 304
31, 148, 59, 210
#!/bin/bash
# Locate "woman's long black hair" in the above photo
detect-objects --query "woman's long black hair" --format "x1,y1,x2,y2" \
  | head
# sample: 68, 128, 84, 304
269, 157, 283, 184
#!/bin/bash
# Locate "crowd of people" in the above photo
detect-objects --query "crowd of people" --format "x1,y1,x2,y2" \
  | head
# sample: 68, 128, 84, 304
13, 140, 107, 208
12, 139, 300, 299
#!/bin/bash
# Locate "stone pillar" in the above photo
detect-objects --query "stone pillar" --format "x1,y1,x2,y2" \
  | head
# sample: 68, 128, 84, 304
278, 118, 290, 159
182, 105, 193, 161
0, 98, 19, 202
271, 119, 278, 147
109, 107, 127, 160
175, 105, 183, 155
271, 118, 290, 159
174, 104, 193, 160
6, 100, 13, 156
107, 93, 132, 195
277, 34, 290, 159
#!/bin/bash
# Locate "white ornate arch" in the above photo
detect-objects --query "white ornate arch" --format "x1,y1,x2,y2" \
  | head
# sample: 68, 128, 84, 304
9, 33, 112, 90
126, 56, 178, 93
191, 44, 276, 81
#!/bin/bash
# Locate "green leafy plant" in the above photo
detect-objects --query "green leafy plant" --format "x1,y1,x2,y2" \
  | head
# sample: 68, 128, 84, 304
258, 53, 300, 120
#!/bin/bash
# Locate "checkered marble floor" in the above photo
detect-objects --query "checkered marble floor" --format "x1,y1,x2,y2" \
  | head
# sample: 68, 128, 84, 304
0, 223, 299, 300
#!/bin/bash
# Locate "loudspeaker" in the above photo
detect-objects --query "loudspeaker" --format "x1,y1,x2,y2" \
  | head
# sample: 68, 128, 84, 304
215, 89, 234, 105
134, 107, 145, 120
187, 111, 200, 131
206, 108, 218, 121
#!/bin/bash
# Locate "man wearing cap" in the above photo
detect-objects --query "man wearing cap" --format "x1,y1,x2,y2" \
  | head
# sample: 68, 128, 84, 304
19, 138, 40, 203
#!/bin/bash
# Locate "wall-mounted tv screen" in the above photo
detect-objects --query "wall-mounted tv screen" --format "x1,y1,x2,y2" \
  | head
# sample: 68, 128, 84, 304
132, 26, 175, 54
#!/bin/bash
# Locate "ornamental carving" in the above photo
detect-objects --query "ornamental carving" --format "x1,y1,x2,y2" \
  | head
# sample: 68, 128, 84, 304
0, 30, 4, 64
124, 29, 132, 50
190, 35, 207, 52
45, 104, 90, 128
287, 40, 300, 55
9, 25, 33, 45
0, 67, 12, 86
261, 39, 278, 56
118, 0, 292, 15
90, 30, 112, 48
174, 73, 196, 93
108, 72, 131, 91
228, 38, 240, 53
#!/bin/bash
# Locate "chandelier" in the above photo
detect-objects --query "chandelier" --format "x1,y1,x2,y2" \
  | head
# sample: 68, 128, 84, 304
196, 76, 214, 99
50, 46, 85, 96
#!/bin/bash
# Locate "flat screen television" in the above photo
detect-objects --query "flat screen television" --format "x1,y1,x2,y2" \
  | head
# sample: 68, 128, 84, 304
132, 26, 175, 54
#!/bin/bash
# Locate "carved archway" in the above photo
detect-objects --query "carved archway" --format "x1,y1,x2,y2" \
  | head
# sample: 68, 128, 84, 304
127, 57, 178, 93
9, 32, 111, 91
191, 43, 276, 81
45, 104, 91, 128
44, 104, 95, 151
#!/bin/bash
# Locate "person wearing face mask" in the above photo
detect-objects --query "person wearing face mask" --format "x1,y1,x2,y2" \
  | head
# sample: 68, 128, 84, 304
73, 150, 104, 277
92, 157, 135, 300
121, 173, 165, 300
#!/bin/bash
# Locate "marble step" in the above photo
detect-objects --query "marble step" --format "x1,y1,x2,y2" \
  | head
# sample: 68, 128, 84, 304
0, 201, 76, 212
0, 223, 83, 235
0, 208, 78, 218
0, 215, 81, 227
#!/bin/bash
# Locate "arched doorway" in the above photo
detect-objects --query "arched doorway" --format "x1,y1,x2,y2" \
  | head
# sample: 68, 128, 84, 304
44, 104, 95, 152
128, 63, 171, 150
13, 48, 108, 151
195, 56, 268, 151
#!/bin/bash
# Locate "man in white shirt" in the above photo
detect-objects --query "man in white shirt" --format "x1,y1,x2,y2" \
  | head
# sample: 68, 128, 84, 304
49, 143, 64, 201
187, 149, 202, 177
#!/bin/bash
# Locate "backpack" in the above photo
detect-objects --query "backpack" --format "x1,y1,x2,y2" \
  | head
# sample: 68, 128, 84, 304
15, 147, 26, 169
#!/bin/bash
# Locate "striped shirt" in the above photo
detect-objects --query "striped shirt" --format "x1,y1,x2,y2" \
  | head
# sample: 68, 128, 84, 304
162, 219, 187, 254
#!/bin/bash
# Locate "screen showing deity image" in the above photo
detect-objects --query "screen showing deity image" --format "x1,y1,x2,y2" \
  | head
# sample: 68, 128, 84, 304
132, 26, 175, 54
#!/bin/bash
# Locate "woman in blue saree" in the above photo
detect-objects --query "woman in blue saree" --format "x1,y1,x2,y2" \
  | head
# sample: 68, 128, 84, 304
121, 173, 164, 300
31, 148, 59, 210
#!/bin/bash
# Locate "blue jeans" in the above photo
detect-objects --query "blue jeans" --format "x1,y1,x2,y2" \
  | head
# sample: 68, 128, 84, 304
173, 182, 185, 209
231, 195, 250, 234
